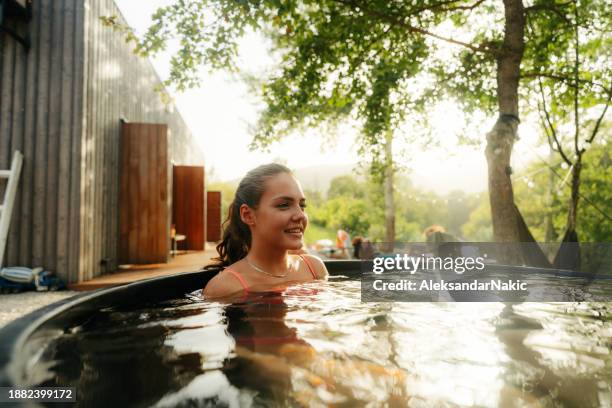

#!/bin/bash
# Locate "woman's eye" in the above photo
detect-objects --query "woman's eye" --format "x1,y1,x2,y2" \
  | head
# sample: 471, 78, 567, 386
276, 202, 306, 209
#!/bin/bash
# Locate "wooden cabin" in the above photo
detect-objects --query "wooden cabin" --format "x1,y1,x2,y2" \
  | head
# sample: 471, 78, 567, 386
0, 0, 213, 283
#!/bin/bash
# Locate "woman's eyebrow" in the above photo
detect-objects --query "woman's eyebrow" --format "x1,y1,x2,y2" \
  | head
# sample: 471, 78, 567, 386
273, 196, 306, 201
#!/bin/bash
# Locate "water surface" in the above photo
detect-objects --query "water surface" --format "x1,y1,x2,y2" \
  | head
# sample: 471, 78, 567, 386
26, 277, 612, 407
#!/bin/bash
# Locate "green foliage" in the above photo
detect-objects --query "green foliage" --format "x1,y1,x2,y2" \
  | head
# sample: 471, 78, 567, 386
472, 140, 612, 244
521, 0, 610, 152
513, 141, 611, 242
309, 197, 371, 236
395, 218, 423, 242
444, 191, 481, 235
327, 175, 366, 199
303, 222, 336, 245
126, 0, 486, 169
203, 141, 611, 246
577, 143, 612, 241
125, 0, 610, 242
310, 174, 483, 242
105, 1, 263, 91
127, 1, 610, 163
461, 195, 493, 241
517, 0, 611, 239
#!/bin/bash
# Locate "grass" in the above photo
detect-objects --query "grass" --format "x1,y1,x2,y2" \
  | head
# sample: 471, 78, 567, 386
304, 223, 336, 246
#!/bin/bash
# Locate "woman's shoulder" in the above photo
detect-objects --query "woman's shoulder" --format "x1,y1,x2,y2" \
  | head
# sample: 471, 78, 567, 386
202, 265, 247, 299
297, 253, 328, 279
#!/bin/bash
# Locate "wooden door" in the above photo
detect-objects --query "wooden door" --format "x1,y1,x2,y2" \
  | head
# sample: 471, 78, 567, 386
206, 191, 222, 242
118, 122, 169, 264
173, 166, 205, 250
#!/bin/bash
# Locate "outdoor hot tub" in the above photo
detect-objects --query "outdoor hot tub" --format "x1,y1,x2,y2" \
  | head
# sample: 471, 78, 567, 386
1, 260, 611, 407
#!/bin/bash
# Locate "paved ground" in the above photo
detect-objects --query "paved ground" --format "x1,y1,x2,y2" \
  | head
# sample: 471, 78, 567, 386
0, 291, 78, 329
0, 249, 217, 329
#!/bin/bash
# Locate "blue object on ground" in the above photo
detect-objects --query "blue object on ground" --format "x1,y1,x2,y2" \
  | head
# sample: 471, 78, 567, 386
0, 269, 65, 292
35, 271, 66, 291
0, 276, 35, 293
0, 267, 43, 283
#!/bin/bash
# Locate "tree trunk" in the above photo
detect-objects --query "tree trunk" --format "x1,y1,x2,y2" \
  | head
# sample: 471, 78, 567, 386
384, 130, 395, 247
552, 152, 583, 270
485, 116, 521, 244
544, 148, 556, 242
566, 157, 582, 233
485, 0, 526, 263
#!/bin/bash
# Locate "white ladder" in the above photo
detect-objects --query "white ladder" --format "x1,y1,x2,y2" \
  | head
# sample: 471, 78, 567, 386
0, 151, 24, 268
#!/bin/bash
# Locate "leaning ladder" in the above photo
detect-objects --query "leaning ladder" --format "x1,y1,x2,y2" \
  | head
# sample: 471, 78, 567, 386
0, 151, 24, 268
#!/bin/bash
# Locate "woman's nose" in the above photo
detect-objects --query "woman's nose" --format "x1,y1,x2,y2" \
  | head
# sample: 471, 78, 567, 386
291, 206, 307, 221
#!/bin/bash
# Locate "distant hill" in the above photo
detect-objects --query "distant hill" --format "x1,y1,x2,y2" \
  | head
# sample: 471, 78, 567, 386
219, 163, 357, 194
293, 164, 358, 194
292, 161, 486, 195
221, 161, 486, 196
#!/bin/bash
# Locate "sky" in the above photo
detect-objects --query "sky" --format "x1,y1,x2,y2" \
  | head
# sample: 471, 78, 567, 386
114, 1, 544, 193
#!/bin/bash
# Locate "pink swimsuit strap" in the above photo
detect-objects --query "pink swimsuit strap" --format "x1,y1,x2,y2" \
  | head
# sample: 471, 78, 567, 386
225, 254, 318, 294
224, 268, 251, 294
298, 254, 318, 279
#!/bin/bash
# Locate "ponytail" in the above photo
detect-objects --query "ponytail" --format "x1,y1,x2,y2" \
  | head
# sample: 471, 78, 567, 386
213, 202, 251, 266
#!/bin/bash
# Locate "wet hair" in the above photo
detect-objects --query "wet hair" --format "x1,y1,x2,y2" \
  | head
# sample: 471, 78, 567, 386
207, 163, 292, 270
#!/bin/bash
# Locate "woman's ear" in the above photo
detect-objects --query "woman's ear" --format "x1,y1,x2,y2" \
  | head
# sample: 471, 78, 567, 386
240, 203, 256, 226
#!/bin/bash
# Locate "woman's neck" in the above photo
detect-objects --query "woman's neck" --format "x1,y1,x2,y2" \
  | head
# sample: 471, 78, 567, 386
247, 241, 290, 274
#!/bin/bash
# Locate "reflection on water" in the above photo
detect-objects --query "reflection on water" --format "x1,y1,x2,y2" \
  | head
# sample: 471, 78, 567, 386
24, 278, 612, 407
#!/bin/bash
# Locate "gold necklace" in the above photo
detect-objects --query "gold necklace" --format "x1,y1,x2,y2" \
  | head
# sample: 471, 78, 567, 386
245, 257, 291, 278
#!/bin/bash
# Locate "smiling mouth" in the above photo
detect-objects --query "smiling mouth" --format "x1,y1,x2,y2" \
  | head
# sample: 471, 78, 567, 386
284, 227, 304, 234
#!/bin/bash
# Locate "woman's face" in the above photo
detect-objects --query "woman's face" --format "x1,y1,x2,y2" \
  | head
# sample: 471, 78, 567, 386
249, 172, 308, 250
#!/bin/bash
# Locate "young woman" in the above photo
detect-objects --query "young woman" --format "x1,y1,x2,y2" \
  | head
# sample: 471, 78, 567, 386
203, 163, 328, 298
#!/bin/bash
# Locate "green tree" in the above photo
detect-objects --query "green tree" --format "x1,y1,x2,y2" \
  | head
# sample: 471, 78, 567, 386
461, 195, 494, 241
309, 197, 371, 236
327, 175, 366, 200
429, 0, 609, 262
108, 0, 610, 255
443, 191, 481, 237
521, 0, 610, 245
576, 142, 612, 242
514, 141, 611, 243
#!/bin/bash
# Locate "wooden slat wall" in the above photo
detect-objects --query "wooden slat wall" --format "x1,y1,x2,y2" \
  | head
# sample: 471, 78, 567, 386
78, 0, 204, 281
0, 0, 85, 282
206, 191, 222, 242
173, 166, 205, 250
0, 0, 204, 283
118, 122, 168, 264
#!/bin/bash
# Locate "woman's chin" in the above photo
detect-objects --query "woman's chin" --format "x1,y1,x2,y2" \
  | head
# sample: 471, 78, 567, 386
283, 237, 304, 250
280, 232, 304, 247
288, 241, 304, 250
